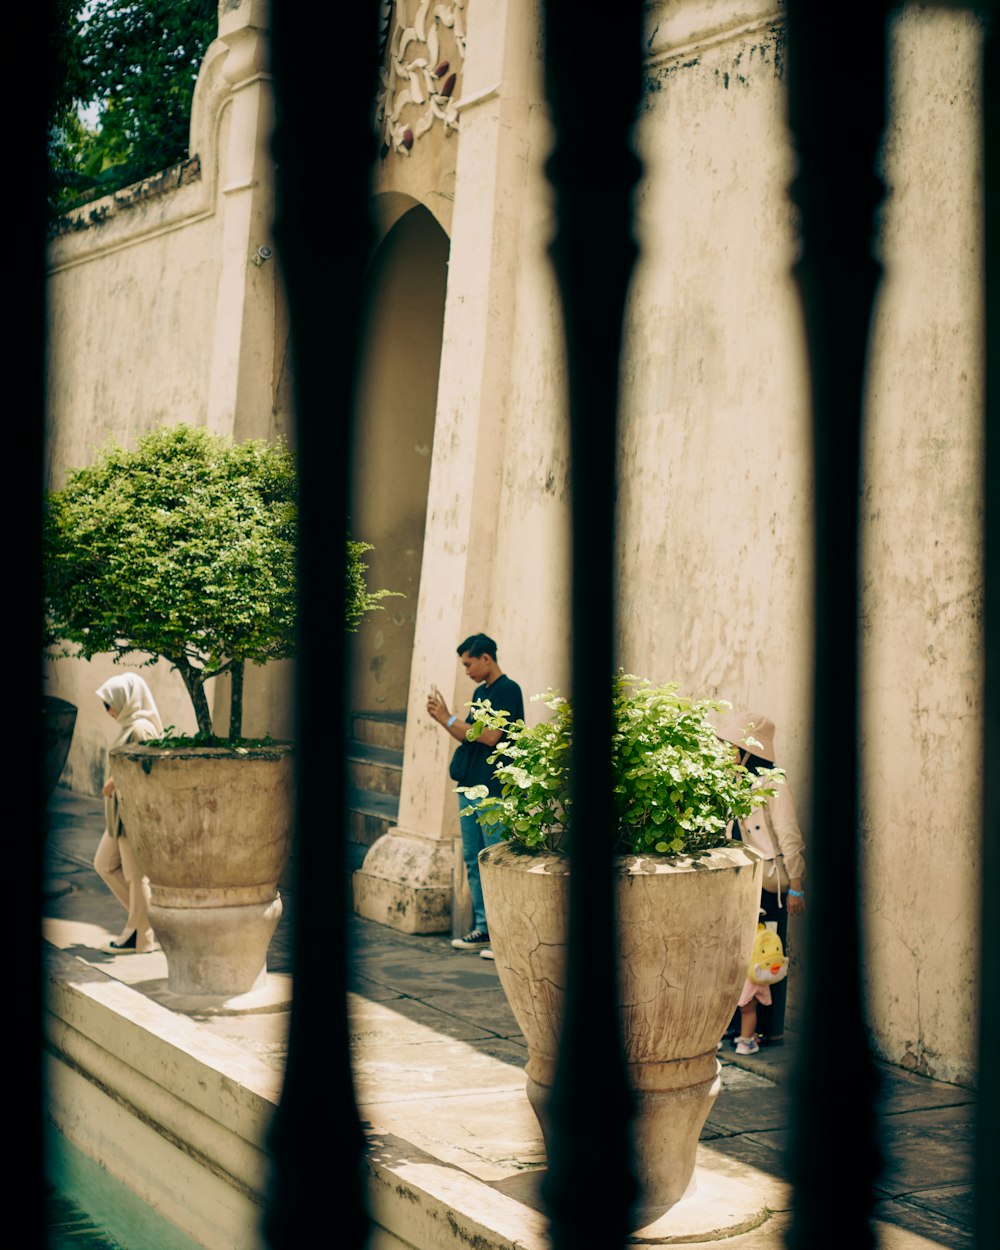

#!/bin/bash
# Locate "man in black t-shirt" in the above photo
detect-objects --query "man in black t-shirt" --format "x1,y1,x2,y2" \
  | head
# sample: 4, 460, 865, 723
427, 632, 524, 958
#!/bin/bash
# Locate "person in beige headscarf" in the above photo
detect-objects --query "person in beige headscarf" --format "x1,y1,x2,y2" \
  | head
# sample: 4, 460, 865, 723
712, 708, 807, 1049
93, 673, 164, 953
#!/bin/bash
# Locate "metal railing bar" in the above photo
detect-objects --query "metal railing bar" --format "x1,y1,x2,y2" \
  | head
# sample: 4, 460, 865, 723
262, 9, 378, 1248
784, 3, 890, 1247
539, 3, 644, 1246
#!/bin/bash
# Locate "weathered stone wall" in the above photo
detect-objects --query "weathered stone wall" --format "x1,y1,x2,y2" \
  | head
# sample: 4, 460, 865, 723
860, 4, 983, 1085
385, 0, 982, 1083
620, 15, 811, 757
624, 2, 980, 1085
617, 7, 814, 1036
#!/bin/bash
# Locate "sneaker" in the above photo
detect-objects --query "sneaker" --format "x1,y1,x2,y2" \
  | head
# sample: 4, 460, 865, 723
480, 948, 495, 960
734, 1036, 760, 1055
451, 929, 490, 950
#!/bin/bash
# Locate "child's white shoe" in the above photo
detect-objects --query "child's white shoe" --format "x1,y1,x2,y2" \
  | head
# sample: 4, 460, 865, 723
734, 1036, 760, 1055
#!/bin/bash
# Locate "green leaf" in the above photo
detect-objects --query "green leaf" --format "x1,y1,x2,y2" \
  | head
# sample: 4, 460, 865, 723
463, 670, 785, 860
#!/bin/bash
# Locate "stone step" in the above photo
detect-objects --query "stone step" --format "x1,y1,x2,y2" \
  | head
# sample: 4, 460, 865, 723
351, 710, 406, 752
280, 785, 395, 887
346, 740, 403, 797
345, 785, 398, 850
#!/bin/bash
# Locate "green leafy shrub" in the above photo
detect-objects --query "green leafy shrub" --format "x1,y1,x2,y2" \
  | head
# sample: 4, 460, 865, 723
43, 423, 395, 739
459, 673, 784, 856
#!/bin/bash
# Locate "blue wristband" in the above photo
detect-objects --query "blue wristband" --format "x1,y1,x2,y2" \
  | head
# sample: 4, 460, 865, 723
787, 888, 805, 897
447, 714, 457, 727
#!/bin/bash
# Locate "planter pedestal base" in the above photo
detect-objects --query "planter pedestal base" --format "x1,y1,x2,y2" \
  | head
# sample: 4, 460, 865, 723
147, 972, 293, 1017
502, 1150, 773, 1244
525, 1048, 722, 1211
627, 1165, 769, 1243
151, 896, 282, 997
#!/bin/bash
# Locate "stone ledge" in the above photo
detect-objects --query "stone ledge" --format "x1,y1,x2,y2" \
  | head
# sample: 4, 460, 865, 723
44, 944, 278, 1250
50, 158, 203, 239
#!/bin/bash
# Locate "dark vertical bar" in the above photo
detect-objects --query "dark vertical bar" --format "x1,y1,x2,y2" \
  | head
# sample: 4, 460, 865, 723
783, 5, 887, 1248
540, 3, 643, 1246
263, 10, 377, 1249
977, 6, 1000, 1246
26, 5, 53, 1246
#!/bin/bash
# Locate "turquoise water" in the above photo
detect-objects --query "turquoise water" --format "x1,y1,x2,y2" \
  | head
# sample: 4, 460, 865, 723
48, 1186, 127, 1249
46, 1130, 204, 1250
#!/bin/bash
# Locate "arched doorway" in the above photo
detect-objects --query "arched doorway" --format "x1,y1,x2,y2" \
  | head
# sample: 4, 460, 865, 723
349, 202, 449, 728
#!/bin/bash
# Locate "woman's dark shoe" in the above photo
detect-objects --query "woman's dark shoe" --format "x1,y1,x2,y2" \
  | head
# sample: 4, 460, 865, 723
101, 931, 138, 953
757, 1034, 784, 1048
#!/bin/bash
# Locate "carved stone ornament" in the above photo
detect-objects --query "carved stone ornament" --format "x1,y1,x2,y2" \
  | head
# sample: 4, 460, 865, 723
375, 0, 467, 158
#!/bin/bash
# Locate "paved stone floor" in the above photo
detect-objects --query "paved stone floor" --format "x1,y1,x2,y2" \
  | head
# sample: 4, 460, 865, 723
42, 786, 976, 1248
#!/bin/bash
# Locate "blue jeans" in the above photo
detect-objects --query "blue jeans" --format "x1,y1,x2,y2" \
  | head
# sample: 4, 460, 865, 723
459, 792, 506, 933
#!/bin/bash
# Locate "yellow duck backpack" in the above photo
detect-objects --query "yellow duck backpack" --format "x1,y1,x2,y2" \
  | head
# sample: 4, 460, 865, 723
748, 921, 789, 986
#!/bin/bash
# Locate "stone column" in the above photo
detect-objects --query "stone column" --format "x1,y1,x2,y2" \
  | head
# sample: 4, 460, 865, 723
204, 2, 287, 738
353, 0, 540, 933
206, 0, 276, 445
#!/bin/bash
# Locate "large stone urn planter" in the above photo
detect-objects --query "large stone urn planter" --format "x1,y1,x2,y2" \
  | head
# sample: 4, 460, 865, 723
479, 839, 763, 1216
109, 742, 294, 996
42, 695, 78, 801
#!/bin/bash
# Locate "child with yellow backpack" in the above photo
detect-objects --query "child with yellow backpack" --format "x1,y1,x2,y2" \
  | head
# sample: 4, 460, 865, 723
733, 918, 789, 1055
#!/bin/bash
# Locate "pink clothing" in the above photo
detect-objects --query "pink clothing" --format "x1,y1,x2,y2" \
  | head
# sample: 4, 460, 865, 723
738, 977, 773, 1008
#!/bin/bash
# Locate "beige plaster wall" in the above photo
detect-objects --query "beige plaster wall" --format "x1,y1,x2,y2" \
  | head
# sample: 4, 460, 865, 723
620, 14, 811, 762
45, 204, 220, 479
860, 5, 984, 1086
486, 91, 573, 715
612, 9, 814, 1028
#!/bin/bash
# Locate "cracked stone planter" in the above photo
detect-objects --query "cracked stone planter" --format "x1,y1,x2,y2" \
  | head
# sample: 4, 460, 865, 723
109, 742, 294, 997
479, 839, 763, 1215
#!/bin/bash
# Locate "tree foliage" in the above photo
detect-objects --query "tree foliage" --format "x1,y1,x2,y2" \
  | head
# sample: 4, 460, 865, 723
44, 424, 393, 738
48, 0, 218, 215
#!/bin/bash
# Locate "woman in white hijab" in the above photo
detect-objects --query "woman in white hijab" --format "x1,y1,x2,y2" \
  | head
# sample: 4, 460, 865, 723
93, 673, 164, 953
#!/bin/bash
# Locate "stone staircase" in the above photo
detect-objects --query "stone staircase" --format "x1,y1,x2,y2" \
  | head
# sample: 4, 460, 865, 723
345, 711, 405, 872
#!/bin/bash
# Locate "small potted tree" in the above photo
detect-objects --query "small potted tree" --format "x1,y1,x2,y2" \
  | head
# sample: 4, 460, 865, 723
44, 423, 391, 996
460, 675, 783, 1216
